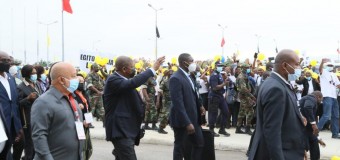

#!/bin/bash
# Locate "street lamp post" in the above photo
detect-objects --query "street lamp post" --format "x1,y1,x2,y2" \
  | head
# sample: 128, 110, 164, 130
148, 4, 162, 60
39, 21, 58, 67
255, 34, 261, 53
218, 24, 227, 57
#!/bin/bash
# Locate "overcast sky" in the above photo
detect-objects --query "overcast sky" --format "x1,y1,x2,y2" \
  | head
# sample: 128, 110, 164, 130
0, 0, 340, 65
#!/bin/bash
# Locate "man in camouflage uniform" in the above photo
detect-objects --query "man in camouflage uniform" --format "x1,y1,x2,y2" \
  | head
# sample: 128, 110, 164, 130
142, 76, 158, 130
86, 63, 105, 124
235, 63, 256, 135
157, 69, 173, 134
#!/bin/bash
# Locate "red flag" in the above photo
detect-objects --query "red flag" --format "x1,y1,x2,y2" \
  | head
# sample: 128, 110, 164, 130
221, 37, 225, 47
337, 48, 340, 54
63, 0, 73, 14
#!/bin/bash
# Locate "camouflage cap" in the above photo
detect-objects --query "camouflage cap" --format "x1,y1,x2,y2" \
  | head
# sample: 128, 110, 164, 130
240, 63, 250, 68
92, 63, 99, 69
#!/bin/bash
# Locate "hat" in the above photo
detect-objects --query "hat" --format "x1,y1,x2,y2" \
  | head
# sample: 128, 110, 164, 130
324, 62, 334, 66
240, 63, 250, 68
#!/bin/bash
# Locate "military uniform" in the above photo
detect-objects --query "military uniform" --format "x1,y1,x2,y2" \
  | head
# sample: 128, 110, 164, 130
142, 77, 158, 129
86, 71, 105, 121
158, 76, 171, 130
235, 65, 256, 135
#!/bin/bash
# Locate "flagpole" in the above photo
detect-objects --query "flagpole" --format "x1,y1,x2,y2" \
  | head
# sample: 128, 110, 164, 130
337, 40, 340, 63
36, 6, 40, 62
62, 9, 65, 62
255, 34, 261, 53
148, 4, 162, 60
24, 8, 27, 64
274, 39, 278, 53
218, 24, 227, 57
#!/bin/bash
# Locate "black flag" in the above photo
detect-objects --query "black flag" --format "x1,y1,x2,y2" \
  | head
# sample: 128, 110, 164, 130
156, 26, 160, 38
275, 47, 278, 53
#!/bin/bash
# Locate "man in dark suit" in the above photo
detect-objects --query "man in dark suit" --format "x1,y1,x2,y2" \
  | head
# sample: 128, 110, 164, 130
104, 56, 165, 160
299, 91, 323, 160
0, 51, 23, 160
296, 70, 321, 97
169, 53, 205, 160
248, 49, 306, 160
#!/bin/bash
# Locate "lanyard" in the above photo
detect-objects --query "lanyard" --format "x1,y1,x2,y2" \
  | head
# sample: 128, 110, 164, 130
75, 90, 89, 112
68, 94, 80, 121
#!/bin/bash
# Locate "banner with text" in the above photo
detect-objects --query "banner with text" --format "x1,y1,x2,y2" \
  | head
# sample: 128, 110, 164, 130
79, 51, 115, 73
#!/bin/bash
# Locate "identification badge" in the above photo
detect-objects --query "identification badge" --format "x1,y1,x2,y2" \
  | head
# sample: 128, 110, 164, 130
84, 113, 94, 124
297, 100, 300, 107
75, 121, 86, 140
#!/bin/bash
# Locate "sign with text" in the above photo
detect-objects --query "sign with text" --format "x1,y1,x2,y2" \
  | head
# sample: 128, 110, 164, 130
79, 51, 115, 73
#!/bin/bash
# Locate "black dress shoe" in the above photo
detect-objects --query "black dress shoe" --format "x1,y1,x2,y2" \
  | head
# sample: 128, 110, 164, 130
218, 130, 231, 137
89, 124, 95, 128
158, 128, 168, 134
332, 135, 340, 139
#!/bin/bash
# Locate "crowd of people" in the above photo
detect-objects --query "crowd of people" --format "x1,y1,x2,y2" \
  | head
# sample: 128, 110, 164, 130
0, 49, 339, 160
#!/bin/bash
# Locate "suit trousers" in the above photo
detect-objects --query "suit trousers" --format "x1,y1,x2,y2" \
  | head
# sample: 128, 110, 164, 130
208, 96, 228, 127
173, 127, 204, 160
111, 138, 137, 160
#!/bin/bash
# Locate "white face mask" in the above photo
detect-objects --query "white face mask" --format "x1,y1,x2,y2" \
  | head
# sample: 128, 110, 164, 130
188, 63, 197, 73
196, 72, 201, 78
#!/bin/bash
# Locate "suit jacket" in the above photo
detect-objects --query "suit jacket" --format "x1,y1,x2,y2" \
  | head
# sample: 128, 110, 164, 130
299, 95, 318, 135
0, 72, 22, 139
296, 78, 320, 97
248, 72, 305, 160
0, 105, 11, 159
103, 69, 154, 140
17, 81, 42, 128
169, 69, 200, 128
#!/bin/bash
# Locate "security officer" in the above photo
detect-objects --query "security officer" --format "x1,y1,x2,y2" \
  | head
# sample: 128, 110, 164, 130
208, 63, 230, 137
157, 69, 173, 134
235, 63, 256, 135
142, 76, 158, 130
86, 63, 105, 123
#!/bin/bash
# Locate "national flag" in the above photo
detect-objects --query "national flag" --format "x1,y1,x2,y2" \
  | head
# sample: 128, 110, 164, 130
62, 0, 73, 14
337, 48, 340, 54
156, 26, 160, 38
221, 37, 225, 47
275, 47, 278, 53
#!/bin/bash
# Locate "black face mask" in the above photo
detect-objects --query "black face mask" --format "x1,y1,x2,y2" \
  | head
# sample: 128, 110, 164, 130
0, 62, 10, 72
77, 83, 84, 91
129, 68, 136, 78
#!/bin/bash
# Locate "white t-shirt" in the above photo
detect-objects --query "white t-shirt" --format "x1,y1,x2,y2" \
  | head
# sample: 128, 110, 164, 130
198, 76, 209, 94
320, 70, 340, 99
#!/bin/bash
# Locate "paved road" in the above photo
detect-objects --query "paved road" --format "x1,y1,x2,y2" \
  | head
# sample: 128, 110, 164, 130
91, 139, 248, 160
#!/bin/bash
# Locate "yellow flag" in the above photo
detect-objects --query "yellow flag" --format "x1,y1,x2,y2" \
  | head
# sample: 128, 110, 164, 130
47, 35, 51, 47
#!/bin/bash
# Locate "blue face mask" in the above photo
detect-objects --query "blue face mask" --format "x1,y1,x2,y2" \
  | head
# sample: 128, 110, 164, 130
285, 63, 301, 81
40, 74, 47, 81
64, 77, 79, 93
306, 77, 311, 81
30, 74, 37, 82
326, 67, 334, 72
196, 72, 201, 78
246, 69, 251, 74
216, 67, 223, 73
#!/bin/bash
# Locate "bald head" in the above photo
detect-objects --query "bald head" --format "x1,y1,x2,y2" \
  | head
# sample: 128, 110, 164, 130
274, 49, 300, 79
50, 62, 76, 81
274, 49, 299, 66
0, 50, 10, 59
115, 56, 133, 72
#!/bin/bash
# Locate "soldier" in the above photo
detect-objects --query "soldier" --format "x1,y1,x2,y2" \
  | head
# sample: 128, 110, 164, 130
86, 63, 105, 124
142, 76, 158, 130
235, 63, 256, 135
157, 69, 173, 134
